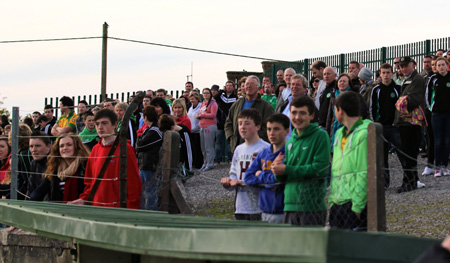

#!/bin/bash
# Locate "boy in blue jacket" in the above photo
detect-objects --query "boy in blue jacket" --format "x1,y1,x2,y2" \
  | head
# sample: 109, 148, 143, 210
243, 114, 290, 223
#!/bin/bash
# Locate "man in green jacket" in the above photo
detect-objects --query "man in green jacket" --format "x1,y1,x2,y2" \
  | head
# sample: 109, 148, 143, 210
329, 91, 371, 231
272, 96, 330, 226
225, 75, 274, 153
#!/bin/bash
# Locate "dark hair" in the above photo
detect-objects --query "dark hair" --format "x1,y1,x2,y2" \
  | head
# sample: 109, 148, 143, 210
335, 91, 360, 117
78, 100, 88, 106
0, 115, 9, 127
380, 63, 393, 72
185, 81, 194, 88
82, 111, 94, 121
349, 61, 360, 68
32, 111, 41, 116
275, 81, 287, 98
36, 115, 48, 123
44, 105, 54, 112
311, 60, 327, 70
30, 130, 51, 146
143, 95, 151, 100
290, 96, 316, 115
150, 97, 171, 116
202, 88, 213, 108
94, 109, 117, 125
59, 96, 74, 108
23, 117, 33, 129
158, 114, 175, 132
225, 80, 235, 86
142, 105, 158, 123
424, 55, 432, 60
266, 113, 290, 130
156, 88, 167, 95
238, 108, 262, 127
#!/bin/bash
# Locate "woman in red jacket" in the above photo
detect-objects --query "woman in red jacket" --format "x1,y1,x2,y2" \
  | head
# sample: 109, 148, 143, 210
172, 99, 192, 131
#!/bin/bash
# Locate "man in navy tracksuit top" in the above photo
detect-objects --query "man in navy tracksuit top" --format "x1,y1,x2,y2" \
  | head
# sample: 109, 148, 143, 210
244, 114, 290, 223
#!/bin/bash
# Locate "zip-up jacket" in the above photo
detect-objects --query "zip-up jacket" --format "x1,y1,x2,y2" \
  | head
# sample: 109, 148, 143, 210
369, 81, 400, 125
426, 73, 450, 113
329, 119, 371, 214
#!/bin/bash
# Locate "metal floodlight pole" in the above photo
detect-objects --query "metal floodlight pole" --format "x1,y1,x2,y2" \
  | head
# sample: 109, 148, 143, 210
10, 107, 19, 200
101, 22, 109, 103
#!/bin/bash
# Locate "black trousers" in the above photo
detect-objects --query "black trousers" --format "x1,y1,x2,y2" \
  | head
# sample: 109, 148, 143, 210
329, 202, 367, 231
398, 125, 421, 189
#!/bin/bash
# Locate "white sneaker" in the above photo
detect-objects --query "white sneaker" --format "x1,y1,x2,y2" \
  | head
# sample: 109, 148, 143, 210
422, 166, 433, 176
434, 169, 442, 177
417, 181, 425, 189
443, 167, 450, 176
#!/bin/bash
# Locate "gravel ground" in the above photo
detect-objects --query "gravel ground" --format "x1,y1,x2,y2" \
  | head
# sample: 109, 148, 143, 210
184, 154, 450, 240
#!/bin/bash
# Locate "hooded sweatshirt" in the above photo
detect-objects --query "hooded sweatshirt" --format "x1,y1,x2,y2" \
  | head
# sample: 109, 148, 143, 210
244, 145, 285, 214
275, 123, 330, 212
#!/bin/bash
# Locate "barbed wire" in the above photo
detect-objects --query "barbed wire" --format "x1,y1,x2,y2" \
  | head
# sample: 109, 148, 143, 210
17, 170, 119, 181
12, 154, 117, 159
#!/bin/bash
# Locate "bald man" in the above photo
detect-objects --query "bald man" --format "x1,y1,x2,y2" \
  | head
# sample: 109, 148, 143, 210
318, 67, 337, 129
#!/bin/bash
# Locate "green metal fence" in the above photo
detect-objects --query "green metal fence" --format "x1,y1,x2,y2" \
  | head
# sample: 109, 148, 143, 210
265, 37, 450, 84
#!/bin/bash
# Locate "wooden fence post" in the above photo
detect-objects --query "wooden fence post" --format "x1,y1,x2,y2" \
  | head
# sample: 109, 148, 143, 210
367, 122, 386, 231
159, 131, 192, 214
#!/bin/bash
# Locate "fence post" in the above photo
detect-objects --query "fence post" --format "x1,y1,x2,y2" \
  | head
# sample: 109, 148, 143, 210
367, 122, 385, 232
339, 54, 345, 74
160, 131, 180, 213
425, 39, 431, 55
10, 107, 19, 200
101, 22, 108, 102
381, 47, 387, 64
303, 58, 309, 77
271, 65, 276, 85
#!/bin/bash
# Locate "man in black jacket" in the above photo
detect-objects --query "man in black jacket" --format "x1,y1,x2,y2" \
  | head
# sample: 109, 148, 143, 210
214, 81, 237, 163
28, 131, 52, 198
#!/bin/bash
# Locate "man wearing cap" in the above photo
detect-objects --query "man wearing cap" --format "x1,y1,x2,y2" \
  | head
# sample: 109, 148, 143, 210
211, 84, 220, 97
358, 67, 375, 105
394, 56, 426, 193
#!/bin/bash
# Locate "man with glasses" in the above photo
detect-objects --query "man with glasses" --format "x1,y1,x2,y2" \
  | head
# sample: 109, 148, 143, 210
225, 75, 274, 152
393, 57, 405, 85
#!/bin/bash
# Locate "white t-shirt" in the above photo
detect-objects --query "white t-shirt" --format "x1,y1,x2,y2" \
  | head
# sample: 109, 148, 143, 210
229, 139, 270, 214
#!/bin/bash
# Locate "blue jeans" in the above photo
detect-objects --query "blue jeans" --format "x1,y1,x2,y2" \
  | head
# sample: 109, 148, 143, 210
215, 129, 232, 162
432, 112, 450, 167
139, 170, 159, 211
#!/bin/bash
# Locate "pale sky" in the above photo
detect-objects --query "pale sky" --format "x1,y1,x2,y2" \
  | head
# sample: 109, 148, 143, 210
1, 0, 448, 117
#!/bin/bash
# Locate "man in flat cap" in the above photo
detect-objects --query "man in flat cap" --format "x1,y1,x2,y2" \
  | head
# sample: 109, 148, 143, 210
394, 56, 426, 193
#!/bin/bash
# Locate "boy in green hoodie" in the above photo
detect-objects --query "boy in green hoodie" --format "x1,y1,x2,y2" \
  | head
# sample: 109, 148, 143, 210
328, 91, 371, 231
272, 96, 330, 226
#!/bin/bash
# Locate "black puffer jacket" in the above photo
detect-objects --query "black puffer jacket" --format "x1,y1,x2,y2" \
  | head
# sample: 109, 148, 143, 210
135, 124, 163, 171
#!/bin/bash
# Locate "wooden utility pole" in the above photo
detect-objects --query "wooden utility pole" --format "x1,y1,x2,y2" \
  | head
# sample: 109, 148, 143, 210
367, 122, 386, 231
101, 22, 108, 102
